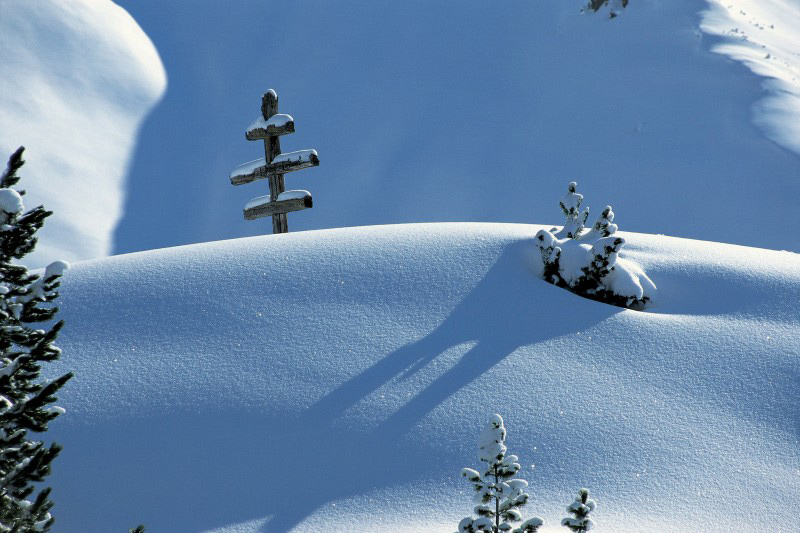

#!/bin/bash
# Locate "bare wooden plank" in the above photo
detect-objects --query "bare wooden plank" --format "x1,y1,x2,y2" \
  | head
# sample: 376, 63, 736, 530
243, 193, 313, 220
229, 151, 320, 186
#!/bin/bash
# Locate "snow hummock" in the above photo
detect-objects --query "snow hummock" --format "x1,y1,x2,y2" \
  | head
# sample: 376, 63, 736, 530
244, 191, 310, 210
45, 223, 800, 532
478, 413, 507, 463
0, 0, 166, 267
244, 195, 270, 211
603, 257, 656, 302
0, 189, 24, 215
247, 113, 294, 134
232, 151, 316, 178
230, 158, 266, 179
44, 260, 69, 279
272, 149, 318, 164
278, 190, 311, 202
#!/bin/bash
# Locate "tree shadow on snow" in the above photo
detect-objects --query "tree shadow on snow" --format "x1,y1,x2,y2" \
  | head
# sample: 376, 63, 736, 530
48, 240, 619, 533
257, 240, 619, 531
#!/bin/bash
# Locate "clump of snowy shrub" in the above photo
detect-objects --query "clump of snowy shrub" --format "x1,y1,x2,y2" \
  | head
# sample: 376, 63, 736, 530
561, 488, 596, 532
534, 182, 656, 309
457, 415, 543, 533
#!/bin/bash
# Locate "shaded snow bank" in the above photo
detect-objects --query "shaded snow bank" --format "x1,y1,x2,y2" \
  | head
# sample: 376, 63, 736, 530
701, 0, 800, 155
44, 224, 799, 532
0, 0, 165, 267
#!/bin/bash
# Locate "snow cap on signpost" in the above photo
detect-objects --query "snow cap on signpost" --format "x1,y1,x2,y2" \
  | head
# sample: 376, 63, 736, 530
228, 89, 320, 234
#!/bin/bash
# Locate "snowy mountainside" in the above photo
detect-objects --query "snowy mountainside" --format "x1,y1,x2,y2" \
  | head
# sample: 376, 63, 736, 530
0, 0, 165, 267
44, 224, 799, 532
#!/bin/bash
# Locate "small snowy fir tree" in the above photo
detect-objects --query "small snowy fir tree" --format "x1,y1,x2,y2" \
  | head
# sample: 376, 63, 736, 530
561, 488, 596, 532
534, 182, 656, 309
0, 147, 72, 532
456, 415, 543, 533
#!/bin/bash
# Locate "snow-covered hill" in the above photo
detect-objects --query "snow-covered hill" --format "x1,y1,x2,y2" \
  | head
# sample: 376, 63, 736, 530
0, 0, 165, 267
44, 224, 799, 532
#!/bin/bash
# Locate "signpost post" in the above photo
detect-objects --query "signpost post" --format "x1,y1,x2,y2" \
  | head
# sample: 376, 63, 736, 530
229, 89, 319, 233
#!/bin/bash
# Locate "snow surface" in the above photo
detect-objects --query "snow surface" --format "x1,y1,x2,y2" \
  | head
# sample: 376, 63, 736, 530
44, 223, 799, 532
271, 150, 318, 165
230, 158, 266, 179
0, 0, 165, 268
44, 261, 70, 280
112, 0, 800, 255
230, 150, 316, 180
277, 190, 311, 202
244, 191, 311, 210
0, 189, 24, 215
700, 0, 800, 155
244, 195, 271, 211
247, 114, 294, 135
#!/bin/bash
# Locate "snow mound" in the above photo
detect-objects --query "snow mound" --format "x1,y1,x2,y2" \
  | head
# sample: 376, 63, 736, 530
44, 223, 799, 532
0, 189, 24, 216
0, 0, 166, 267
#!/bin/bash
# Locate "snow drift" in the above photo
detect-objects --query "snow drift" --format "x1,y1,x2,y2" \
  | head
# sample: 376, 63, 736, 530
701, 0, 800, 155
0, 0, 165, 267
43, 223, 799, 532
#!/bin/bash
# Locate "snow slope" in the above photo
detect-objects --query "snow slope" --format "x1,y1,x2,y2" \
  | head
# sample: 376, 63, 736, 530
0, 0, 165, 267
701, 0, 800, 154
112, 0, 800, 256
44, 223, 799, 532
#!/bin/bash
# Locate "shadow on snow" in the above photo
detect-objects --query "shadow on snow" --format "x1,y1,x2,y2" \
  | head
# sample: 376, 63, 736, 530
49, 240, 618, 532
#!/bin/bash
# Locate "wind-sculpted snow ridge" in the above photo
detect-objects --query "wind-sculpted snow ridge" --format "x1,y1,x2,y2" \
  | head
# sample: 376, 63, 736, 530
41, 224, 799, 532
701, 0, 800, 155
0, 0, 166, 267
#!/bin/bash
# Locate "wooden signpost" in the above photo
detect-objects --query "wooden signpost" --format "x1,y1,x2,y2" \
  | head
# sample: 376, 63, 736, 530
229, 89, 319, 234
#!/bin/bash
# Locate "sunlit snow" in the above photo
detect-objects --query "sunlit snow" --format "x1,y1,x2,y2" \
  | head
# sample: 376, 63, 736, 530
46, 224, 800, 532
701, 0, 800, 155
0, 0, 165, 267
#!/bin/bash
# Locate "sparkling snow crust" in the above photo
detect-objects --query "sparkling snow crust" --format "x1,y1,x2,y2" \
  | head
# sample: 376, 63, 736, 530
45, 223, 800, 533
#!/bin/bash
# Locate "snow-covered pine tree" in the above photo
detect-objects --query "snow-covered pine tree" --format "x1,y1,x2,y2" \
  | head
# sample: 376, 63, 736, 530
457, 415, 543, 533
561, 488, 596, 532
534, 181, 656, 309
554, 181, 589, 240
0, 147, 72, 532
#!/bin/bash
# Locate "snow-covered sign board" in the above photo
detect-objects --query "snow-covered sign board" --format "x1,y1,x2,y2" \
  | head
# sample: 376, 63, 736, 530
244, 190, 312, 221
245, 113, 295, 140
229, 150, 320, 186
229, 89, 320, 233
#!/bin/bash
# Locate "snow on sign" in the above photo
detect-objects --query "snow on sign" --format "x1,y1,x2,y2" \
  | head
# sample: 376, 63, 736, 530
229, 89, 320, 233
228, 150, 320, 186
245, 113, 294, 140
243, 190, 313, 221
